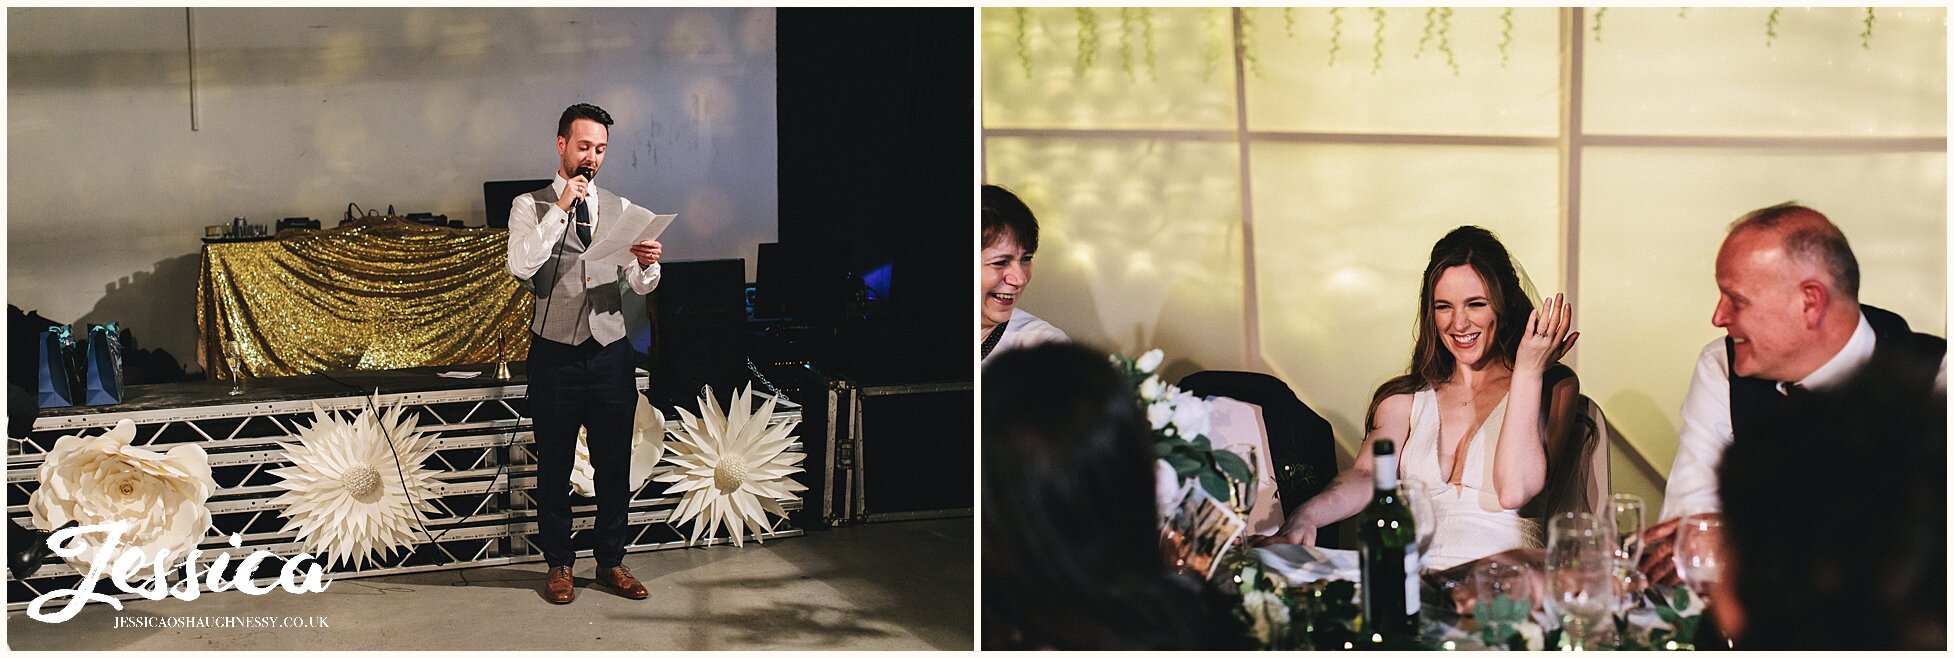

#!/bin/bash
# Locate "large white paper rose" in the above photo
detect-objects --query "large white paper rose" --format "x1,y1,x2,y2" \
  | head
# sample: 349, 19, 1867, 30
1169, 391, 1211, 438
569, 394, 666, 497
28, 419, 214, 573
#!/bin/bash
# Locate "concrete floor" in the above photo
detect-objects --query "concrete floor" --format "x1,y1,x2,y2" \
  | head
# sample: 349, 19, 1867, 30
7, 518, 972, 651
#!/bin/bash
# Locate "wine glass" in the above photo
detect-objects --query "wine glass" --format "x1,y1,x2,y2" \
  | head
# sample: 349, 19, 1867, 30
1223, 445, 1258, 518
223, 340, 246, 396
1399, 479, 1436, 560
1473, 560, 1533, 644
1544, 512, 1616, 650
1673, 514, 1725, 603
1610, 493, 1648, 609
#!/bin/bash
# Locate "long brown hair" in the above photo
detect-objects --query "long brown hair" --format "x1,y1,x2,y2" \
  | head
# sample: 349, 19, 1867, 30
1365, 226, 1535, 432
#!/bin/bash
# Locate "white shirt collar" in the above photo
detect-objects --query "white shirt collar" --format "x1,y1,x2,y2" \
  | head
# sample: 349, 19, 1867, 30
1781, 311, 1875, 394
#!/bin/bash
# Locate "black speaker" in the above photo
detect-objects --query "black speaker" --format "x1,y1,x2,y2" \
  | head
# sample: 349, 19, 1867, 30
482, 179, 551, 228
648, 259, 749, 407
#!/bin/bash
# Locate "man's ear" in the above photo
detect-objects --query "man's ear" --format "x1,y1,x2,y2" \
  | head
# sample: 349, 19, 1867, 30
1798, 279, 1830, 330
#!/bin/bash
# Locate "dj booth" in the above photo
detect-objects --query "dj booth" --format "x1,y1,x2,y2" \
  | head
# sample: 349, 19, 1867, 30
6, 219, 811, 611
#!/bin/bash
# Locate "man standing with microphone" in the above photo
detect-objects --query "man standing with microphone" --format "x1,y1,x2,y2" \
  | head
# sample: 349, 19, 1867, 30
507, 103, 664, 604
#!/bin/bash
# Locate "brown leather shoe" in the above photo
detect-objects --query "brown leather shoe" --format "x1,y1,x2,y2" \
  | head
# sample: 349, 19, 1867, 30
596, 565, 648, 600
545, 565, 575, 604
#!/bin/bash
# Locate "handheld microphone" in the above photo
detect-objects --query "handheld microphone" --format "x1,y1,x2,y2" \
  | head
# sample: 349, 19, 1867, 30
571, 165, 595, 211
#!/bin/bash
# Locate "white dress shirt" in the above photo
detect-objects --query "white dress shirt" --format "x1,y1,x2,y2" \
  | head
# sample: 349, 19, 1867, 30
1658, 313, 1879, 521
983, 308, 1069, 364
506, 174, 661, 294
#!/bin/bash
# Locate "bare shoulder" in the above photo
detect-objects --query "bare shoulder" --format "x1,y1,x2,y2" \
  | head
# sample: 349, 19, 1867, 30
1370, 392, 1416, 436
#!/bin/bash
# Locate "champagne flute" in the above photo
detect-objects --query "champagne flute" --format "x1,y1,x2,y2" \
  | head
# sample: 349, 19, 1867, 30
223, 339, 245, 396
1224, 445, 1258, 518
1544, 512, 1615, 650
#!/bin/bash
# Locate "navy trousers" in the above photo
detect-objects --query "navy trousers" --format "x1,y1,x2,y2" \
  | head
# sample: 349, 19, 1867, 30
527, 335, 637, 569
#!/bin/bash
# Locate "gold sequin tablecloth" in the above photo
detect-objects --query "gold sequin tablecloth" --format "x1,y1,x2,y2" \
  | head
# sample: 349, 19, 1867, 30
196, 218, 532, 379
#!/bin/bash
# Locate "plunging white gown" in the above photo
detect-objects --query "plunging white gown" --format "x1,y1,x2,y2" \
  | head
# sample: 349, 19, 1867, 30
1398, 389, 1541, 571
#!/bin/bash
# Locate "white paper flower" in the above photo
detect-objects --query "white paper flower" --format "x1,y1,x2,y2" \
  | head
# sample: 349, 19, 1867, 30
655, 386, 806, 547
28, 419, 215, 573
569, 395, 666, 498
269, 404, 441, 570
1136, 348, 1165, 374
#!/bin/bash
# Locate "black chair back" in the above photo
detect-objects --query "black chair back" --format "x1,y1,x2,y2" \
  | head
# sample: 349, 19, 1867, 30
1177, 370, 1344, 549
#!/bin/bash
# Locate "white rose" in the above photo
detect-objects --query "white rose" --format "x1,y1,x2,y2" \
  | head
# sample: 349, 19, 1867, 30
28, 419, 214, 573
1170, 392, 1212, 438
1147, 400, 1174, 431
1136, 349, 1165, 374
1242, 589, 1290, 646
1155, 459, 1186, 518
1139, 375, 1166, 402
571, 395, 667, 497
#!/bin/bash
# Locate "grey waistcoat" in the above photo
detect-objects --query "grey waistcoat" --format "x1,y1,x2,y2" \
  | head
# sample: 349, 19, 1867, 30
523, 183, 633, 347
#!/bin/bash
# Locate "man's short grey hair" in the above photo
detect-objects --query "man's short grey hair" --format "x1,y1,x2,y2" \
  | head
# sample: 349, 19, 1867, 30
1728, 201, 1860, 300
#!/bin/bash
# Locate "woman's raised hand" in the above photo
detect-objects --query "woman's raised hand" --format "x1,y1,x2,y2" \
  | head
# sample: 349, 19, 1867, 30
1516, 293, 1577, 375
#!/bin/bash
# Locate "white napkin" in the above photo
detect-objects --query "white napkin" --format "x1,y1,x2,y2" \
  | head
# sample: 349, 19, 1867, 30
1249, 543, 1361, 585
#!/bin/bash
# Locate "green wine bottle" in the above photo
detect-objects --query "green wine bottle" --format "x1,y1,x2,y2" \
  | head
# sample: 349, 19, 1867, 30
1359, 438, 1419, 648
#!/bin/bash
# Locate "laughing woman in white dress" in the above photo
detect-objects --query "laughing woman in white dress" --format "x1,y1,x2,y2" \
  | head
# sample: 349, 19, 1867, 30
1254, 226, 1580, 571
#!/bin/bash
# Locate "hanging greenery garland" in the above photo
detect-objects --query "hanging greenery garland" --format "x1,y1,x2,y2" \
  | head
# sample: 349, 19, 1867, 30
1416, 8, 1437, 59
1592, 7, 1608, 43
1014, 8, 1032, 80
1142, 8, 1158, 80
1119, 7, 1137, 80
1328, 7, 1344, 67
1284, 7, 1297, 39
1860, 8, 1875, 49
1205, 7, 1225, 81
1241, 8, 1262, 78
1371, 8, 1387, 74
1766, 8, 1781, 47
1075, 7, 1100, 76
1499, 8, 1515, 68
1439, 7, 1460, 75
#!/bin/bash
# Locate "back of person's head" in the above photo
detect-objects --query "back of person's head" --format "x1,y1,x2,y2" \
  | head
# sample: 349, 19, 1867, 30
1727, 202, 1860, 302
982, 342, 1245, 649
982, 184, 1040, 253
1716, 370, 1945, 649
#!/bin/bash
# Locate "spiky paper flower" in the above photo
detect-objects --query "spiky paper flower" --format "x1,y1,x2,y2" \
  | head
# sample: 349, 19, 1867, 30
29, 419, 215, 573
269, 403, 441, 570
655, 386, 805, 547
569, 394, 665, 497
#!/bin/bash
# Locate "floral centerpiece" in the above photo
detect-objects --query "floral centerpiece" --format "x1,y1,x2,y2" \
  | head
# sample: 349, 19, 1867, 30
1111, 349, 1251, 506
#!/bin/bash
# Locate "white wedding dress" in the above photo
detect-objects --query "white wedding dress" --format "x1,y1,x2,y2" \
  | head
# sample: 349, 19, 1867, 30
1397, 389, 1541, 571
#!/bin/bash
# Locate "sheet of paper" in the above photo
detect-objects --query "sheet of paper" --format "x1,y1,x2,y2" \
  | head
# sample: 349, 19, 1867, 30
584, 205, 677, 269
437, 371, 482, 379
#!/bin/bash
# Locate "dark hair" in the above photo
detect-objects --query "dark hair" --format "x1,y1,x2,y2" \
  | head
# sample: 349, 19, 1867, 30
1729, 202, 1860, 300
1365, 226, 1535, 430
982, 343, 1248, 649
982, 184, 1040, 253
557, 103, 614, 138
1717, 368, 1945, 649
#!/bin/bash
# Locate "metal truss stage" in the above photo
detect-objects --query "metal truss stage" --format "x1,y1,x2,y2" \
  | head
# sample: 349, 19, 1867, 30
5, 364, 805, 611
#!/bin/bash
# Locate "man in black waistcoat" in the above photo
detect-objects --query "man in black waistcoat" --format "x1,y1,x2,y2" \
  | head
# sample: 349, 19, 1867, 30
1640, 202, 1945, 584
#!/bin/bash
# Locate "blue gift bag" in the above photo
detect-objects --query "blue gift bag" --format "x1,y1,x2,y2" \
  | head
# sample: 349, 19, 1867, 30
83, 323, 124, 406
36, 325, 76, 408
